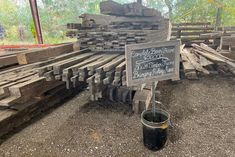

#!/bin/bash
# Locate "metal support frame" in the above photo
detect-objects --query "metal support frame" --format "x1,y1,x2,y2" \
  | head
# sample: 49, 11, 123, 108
29, 0, 43, 44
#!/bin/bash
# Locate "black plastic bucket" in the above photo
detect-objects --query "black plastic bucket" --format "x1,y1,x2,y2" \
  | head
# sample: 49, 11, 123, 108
141, 109, 170, 151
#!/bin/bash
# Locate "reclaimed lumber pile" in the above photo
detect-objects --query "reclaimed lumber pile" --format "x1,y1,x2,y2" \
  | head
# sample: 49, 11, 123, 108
66, 1, 171, 51
37, 50, 134, 103
181, 43, 235, 79
0, 48, 90, 137
77, 14, 170, 51
0, 48, 87, 107
171, 22, 218, 47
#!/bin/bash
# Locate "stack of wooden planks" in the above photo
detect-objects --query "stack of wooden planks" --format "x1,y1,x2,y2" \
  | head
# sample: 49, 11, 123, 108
0, 48, 91, 137
66, 1, 171, 51
181, 43, 235, 79
171, 22, 217, 47
0, 47, 85, 108
78, 31, 148, 51
37, 50, 134, 103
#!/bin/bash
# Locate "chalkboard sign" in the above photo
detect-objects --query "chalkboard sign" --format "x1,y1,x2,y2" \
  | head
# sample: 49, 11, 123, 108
125, 40, 180, 86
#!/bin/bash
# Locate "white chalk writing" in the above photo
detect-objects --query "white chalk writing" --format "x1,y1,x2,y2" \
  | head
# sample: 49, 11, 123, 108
131, 46, 176, 80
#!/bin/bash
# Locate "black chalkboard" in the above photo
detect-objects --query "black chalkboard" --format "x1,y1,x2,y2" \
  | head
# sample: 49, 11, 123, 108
125, 40, 180, 86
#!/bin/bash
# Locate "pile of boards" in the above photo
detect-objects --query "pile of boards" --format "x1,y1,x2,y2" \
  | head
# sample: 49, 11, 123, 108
37, 49, 133, 102
66, 0, 171, 51
0, 46, 92, 137
0, 44, 74, 70
181, 43, 235, 79
171, 22, 218, 47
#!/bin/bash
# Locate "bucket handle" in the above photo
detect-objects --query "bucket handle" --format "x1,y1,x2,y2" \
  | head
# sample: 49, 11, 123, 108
154, 101, 173, 128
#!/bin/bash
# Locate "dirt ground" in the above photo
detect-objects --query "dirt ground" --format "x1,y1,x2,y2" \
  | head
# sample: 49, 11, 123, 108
0, 76, 234, 157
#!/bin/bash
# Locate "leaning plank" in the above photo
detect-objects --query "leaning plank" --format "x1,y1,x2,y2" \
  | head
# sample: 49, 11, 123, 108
103, 55, 125, 72
180, 49, 198, 79
192, 43, 235, 62
17, 43, 74, 65
193, 49, 225, 63
116, 60, 126, 71
87, 54, 120, 71
181, 52, 195, 72
193, 49, 235, 69
95, 55, 123, 73
53, 52, 96, 75
69, 55, 103, 75
37, 48, 90, 76
183, 49, 209, 74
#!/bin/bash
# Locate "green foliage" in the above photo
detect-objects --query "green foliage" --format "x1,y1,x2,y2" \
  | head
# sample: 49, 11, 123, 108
0, 0, 235, 44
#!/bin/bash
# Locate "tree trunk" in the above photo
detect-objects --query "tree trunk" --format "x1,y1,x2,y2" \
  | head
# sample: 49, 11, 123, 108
164, 0, 173, 19
215, 0, 223, 30
215, 7, 222, 27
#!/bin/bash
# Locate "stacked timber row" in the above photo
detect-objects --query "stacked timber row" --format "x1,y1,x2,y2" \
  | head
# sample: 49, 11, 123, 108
0, 45, 93, 137
66, 0, 171, 51
0, 44, 76, 108
63, 0, 172, 103
171, 22, 218, 47
37, 50, 133, 103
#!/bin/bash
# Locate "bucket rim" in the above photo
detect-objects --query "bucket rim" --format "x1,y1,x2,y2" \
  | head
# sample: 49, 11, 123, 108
141, 109, 170, 129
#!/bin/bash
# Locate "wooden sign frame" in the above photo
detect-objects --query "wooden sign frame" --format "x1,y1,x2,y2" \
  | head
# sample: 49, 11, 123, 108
125, 40, 181, 86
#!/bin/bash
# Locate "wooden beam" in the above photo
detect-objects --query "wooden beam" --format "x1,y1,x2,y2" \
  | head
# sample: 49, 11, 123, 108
17, 43, 74, 65
0, 55, 18, 68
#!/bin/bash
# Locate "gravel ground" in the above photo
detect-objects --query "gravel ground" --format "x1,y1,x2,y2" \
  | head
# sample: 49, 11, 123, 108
0, 76, 234, 157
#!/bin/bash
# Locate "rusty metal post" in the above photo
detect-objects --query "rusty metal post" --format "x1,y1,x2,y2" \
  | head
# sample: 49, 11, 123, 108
29, 0, 43, 44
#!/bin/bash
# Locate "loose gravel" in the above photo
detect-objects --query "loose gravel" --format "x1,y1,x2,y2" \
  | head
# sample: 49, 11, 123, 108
0, 76, 234, 157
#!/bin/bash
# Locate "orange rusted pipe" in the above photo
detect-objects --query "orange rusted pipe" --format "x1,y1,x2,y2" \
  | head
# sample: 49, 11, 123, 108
29, 0, 43, 44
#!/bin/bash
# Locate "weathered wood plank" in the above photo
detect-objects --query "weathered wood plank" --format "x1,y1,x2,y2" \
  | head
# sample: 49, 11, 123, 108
17, 43, 74, 65
53, 52, 97, 75
0, 55, 18, 68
